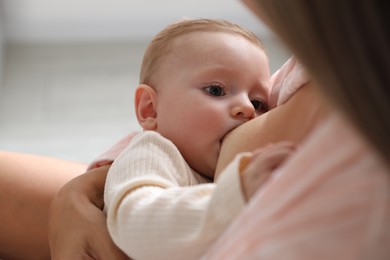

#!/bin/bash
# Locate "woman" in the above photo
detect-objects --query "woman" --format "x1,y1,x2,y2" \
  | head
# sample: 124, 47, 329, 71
203, 0, 390, 258
1, 0, 389, 259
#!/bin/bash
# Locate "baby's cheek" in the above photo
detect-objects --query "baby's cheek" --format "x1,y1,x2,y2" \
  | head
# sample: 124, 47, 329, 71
192, 112, 222, 133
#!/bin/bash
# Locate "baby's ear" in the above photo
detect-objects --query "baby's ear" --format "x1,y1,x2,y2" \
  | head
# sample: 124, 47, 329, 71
134, 84, 158, 130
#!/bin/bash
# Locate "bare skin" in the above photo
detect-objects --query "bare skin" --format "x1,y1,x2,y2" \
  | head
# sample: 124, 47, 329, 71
49, 165, 129, 260
0, 152, 86, 259
216, 83, 329, 176
0, 151, 128, 260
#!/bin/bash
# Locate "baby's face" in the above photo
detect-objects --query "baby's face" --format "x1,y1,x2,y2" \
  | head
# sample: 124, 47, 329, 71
153, 31, 270, 178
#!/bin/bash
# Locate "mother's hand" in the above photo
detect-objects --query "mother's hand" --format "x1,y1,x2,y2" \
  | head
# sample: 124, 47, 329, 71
48, 165, 129, 260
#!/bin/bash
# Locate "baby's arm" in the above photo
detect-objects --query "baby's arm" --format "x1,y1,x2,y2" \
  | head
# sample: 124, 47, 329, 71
104, 131, 246, 260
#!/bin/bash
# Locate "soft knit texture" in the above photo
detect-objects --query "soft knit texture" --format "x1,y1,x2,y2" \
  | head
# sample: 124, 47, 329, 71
104, 131, 247, 260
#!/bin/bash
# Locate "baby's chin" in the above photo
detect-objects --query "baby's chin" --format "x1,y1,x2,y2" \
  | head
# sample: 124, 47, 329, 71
199, 165, 216, 181
186, 142, 220, 180
192, 158, 217, 181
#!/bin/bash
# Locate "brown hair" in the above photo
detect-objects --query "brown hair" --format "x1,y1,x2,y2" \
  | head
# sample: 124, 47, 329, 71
139, 18, 265, 86
253, 0, 390, 165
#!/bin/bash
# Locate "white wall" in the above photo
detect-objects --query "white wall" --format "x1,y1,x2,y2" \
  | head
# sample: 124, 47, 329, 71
0, 41, 146, 162
0, 37, 289, 162
0, 8, 4, 93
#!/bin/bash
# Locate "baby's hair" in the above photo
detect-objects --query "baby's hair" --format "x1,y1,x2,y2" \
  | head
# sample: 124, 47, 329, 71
139, 18, 265, 86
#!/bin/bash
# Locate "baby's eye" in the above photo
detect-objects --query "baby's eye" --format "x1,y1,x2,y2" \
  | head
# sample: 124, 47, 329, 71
251, 100, 269, 114
204, 84, 226, 97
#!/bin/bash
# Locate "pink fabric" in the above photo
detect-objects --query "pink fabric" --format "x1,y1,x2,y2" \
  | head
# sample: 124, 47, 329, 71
269, 56, 309, 108
202, 114, 390, 259
87, 132, 138, 170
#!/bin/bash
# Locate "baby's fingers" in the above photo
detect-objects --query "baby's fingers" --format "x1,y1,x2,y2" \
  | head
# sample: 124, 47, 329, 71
250, 142, 296, 171
240, 142, 296, 201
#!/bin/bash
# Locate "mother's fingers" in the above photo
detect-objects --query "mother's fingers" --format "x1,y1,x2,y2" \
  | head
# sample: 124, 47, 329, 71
48, 166, 129, 260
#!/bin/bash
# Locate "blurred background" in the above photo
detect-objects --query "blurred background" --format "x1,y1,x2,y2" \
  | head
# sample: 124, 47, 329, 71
0, 0, 290, 163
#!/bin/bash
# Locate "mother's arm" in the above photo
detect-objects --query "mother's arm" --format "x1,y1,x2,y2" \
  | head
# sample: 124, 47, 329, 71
49, 165, 129, 259
216, 83, 329, 176
0, 151, 128, 260
0, 151, 86, 259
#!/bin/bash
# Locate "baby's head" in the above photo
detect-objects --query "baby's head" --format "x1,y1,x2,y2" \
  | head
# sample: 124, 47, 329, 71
135, 19, 271, 178
140, 19, 266, 87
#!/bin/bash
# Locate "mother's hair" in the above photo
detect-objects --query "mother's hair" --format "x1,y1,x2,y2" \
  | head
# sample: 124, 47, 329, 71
253, 0, 389, 166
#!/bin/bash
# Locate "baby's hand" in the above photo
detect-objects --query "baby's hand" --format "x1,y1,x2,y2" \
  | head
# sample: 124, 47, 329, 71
240, 142, 296, 201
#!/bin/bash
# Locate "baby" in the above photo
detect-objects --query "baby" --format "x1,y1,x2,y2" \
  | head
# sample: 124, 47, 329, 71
102, 18, 294, 259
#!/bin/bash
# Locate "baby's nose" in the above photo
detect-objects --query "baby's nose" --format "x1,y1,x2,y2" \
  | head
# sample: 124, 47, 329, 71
231, 98, 255, 120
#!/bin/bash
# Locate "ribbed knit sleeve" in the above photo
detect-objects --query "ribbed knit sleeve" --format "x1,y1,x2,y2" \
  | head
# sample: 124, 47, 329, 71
104, 131, 246, 260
